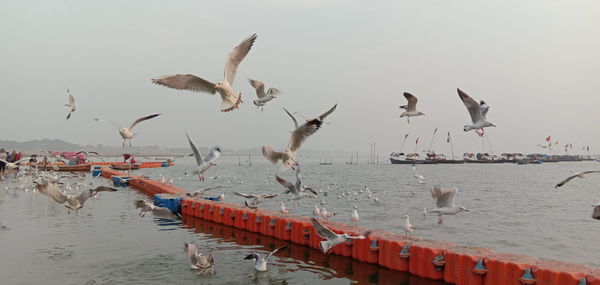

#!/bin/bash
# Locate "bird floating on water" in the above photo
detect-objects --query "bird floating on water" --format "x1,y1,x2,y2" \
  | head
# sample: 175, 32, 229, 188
184, 242, 215, 275
244, 245, 288, 272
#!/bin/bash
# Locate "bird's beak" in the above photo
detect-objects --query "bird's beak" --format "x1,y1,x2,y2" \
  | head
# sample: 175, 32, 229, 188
213, 84, 218, 89
491, 124, 496, 127
243, 254, 254, 260
464, 209, 470, 212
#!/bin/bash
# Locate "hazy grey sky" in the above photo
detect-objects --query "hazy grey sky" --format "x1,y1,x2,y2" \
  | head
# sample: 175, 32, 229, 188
1, 0, 599, 156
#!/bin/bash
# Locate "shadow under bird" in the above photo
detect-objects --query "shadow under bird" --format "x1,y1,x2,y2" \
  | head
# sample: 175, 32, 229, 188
185, 132, 221, 182
151, 33, 257, 112
35, 181, 117, 212
244, 245, 288, 272
457, 88, 496, 133
134, 199, 181, 220
64, 89, 76, 120
249, 78, 280, 110
94, 113, 161, 147
311, 218, 370, 253
426, 185, 468, 224
184, 242, 215, 275
399, 92, 424, 123
262, 104, 337, 171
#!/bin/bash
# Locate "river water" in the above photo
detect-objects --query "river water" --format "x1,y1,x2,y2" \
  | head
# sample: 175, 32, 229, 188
0, 156, 598, 284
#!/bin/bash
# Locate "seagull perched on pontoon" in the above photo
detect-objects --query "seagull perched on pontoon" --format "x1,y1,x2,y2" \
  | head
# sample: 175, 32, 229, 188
249, 78, 280, 110
134, 199, 181, 220
555, 171, 600, 188
152, 34, 257, 112
65, 89, 76, 119
401, 215, 415, 239
184, 242, 215, 275
186, 132, 221, 181
262, 104, 337, 171
457, 88, 495, 134
234, 192, 278, 210
36, 182, 116, 212
399, 92, 424, 123
426, 185, 468, 224
244, 245, 288, 272
311, 218, 371, 253
94, 114, 161, 147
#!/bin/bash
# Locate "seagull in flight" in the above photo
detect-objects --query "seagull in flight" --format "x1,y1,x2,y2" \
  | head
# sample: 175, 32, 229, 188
457, 88, 495, 134
262, 104, 337, 171
555, 171, 600, 188
426, 185, 468, 224
134, 199, 181, 220
184, 242, 215, 275
186, 186, 222, 197
275, 168, 318, 205
244, 245, 288, 272
152, 34, 257, 112
65, 89, 76, 120
311, 218, 370, 253
399, 92, 424, 123
185, 132, 221, 181
249, 78, 280, 110
234, 192, 278, 210
94, 114, 161, 147
36, 182, 117, 212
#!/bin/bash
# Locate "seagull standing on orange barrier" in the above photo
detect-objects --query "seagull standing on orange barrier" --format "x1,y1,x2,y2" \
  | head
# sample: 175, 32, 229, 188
152, 34, 257, 112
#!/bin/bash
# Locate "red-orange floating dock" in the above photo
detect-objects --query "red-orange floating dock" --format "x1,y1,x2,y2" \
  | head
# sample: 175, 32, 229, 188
95, 169, 599, 284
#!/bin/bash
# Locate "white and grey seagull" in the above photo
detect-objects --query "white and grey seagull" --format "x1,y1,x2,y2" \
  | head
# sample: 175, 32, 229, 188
275, 168, 318, 205
134, 199, 181, 220
94, 114, 161, 147
457, 88, 496, 133
186, 186, 222, 198
555, 171, 600, 188
184, 242, 215, 275
36, 181, 117, 212
234, 192, 278, 210
426, 185, 468, 224
399, 92, 424, 123
152, 34, 257, 112
262, 104, 337, 171
311, 218, 371, 253
65, 89, 76, 120
186, 132, 221, 181
244, 245, 288, 272
249, 78, 280, 110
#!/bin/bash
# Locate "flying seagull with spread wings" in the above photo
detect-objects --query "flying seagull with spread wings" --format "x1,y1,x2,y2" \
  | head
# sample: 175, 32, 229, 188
457, 88, 495, 133
36, 182, 116, 212
186, 132, 221, 181
311, 218, 370, 253
152, 34, 257, 112
94, 114, 161, 147
262, 104, 337, 171
249, 78, 280, 110
65, 89, 76, 120
555, 171, 600, 188
399, 92, 424, 123
426, 185, 469, 224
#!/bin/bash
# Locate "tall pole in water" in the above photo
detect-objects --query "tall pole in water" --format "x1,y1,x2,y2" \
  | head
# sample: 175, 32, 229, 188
399, 133, 409, 153
356, 151, 359, 164
374, 143, 377, 164
448, 132, 455, 160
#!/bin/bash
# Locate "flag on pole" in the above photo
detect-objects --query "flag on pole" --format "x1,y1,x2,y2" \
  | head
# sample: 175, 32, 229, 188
415, 137, 419, 144
587, 146, 590, 151
404, 133, 409, 139
447, 132, 452, 143
569, 144, 573, 149
545, 136, 551, 142
433, 127, 438, 134
554, 140, 559, 146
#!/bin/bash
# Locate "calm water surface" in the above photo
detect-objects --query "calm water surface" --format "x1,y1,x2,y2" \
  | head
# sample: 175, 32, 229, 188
0, 156, 598, 284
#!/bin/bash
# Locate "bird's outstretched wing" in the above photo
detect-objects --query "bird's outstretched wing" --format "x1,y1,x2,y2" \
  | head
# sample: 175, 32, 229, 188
282, 107, 298, 129
36, 182, 68, 204
555, 171, 600, 188
204, 147, 221, 164
311, 218, 338, 240
249, 78, 266, 98
262, 146, 284, 164
457, 89, 482, 124
265, 245, 288, 262
152, 74, 217, 94
224, 34, 257, 85
235, 192, 258, 199
186, 132, 204, 167
276, 176, 297, 194
128, 114, 161, 130
93, 118, 121, 129
403, 93, 418, 112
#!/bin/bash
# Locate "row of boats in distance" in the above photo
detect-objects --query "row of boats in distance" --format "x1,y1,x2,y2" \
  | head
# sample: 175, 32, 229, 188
388, 152, 597, 165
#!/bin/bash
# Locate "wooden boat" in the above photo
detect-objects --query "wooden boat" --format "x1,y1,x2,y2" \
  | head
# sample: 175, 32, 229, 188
435, 159, 465, 164
390, 157, 438, 164
464, 159, 504, 164
39, 164, 91, 171
111, 164, 140, 170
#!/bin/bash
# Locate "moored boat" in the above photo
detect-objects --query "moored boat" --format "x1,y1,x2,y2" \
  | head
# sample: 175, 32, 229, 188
111, 164, 141, 170
39, 164, 91, 171
390, 157, 438, 164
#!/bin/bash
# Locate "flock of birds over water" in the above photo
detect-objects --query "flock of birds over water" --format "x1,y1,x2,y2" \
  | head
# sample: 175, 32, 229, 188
1, 33, 599, 277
